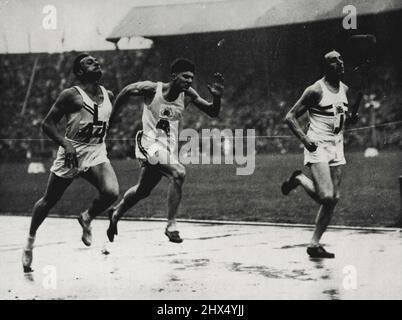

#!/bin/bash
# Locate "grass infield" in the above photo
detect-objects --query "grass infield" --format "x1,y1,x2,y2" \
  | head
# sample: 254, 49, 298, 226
0, 151, 400, 227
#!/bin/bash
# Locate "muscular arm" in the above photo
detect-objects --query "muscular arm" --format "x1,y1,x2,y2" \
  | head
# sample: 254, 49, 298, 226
42, 88, 81, 167
110, 81, 155, 125
284, 85, 321, 151
42, 88, 80, 148
185, 73, 224, 118
344, 85, 361, 125
185, 88, 221, 118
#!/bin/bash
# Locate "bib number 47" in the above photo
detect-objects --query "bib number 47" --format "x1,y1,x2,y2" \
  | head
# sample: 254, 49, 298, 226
78, 103, 108, 143
78, 122, 107, 143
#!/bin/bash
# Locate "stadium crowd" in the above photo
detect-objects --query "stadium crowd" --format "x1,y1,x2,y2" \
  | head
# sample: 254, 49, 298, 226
0, 47, 400, 162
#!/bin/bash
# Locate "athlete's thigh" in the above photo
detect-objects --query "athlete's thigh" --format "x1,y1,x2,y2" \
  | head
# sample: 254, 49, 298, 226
82, 162, 119, 193
157, 162, 185, 179
310, 162, 334, 197
330, 165, 343, 197
43, 172, 74, 200
136, 164, 164, 193
151, 148, 185, 179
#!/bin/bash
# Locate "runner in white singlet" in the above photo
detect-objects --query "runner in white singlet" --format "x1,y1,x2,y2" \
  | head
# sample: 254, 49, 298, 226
22, 53, 119, 272
303, 77, 349, 167
107, 58, 224, 244
281, 50, 360, 259
134, 81, 185, 165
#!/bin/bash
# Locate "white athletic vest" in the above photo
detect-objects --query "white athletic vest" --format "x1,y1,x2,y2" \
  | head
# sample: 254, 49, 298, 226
307, 78, 348, 139
65, 85, 112, 145
140, 82, 185, 150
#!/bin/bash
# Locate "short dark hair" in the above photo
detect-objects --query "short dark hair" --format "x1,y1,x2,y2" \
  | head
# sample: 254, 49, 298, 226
170, 58, 195, 74
73, 53, 90, 77
316, 49, 333, 71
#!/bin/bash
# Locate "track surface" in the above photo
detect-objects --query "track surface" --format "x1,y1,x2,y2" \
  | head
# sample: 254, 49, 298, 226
1, 215, 401, 300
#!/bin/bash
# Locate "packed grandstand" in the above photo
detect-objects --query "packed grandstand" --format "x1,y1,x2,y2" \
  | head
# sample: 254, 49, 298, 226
1, 11, 401, 161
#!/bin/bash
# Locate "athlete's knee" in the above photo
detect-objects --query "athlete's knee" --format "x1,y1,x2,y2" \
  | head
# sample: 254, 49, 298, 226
171, 166, 186, 183
100, 185, 119, 203
318, 191, 335, 205
333, 191, 340, 204
123, 184, 149, 202
135, 186, 152, 200
36, 195, 57, 212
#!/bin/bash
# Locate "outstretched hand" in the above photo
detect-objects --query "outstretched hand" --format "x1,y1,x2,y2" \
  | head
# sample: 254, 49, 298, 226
207, 73, 224, 97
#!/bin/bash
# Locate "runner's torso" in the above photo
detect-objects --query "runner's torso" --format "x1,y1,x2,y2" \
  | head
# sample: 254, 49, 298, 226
65, 85, 112, 145
307, 78, 348, 140
141, 82, 185, 148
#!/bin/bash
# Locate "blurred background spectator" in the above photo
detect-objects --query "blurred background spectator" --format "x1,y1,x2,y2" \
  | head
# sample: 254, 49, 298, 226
1, 14, 401, 162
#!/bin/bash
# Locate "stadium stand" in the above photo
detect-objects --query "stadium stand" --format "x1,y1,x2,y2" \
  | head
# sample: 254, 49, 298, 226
0, 11, 401, 161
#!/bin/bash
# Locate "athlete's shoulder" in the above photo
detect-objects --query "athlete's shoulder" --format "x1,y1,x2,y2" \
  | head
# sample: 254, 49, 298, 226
58, 87, 81, 104
61, 86, 78, 96
341, 81, 349, 92
309, 79, 324, 93
51, 87, 83, 113
137, 80, 157, 91
303, 81, 322, 103
126, 80, 157, 95
142, 80, 157, 88
106, 89, 114, 100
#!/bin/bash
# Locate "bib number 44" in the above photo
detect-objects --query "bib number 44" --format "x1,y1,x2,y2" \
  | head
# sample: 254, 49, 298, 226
333, 103, 346, 134
156, 119, 171, 135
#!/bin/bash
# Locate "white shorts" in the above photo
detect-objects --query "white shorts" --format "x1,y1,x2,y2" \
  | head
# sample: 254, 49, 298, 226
50, 141, 109, 178
135, 131, 179, 166
304, 135, 346, 167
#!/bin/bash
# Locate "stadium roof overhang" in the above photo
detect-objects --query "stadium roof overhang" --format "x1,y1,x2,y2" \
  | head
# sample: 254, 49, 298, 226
106, 0, 402, 42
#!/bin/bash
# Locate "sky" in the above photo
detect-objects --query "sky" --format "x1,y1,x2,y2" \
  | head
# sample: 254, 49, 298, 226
2, 0, 400, 53
0, 0, 222, 53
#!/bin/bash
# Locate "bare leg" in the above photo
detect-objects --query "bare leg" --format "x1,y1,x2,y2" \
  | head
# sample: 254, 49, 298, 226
309, 163, 341, 247
295, 173, 321, 204
29, 173, 73, 237
282, 170, 320, 203
23, 173, 73, 271
78, 162, 119, 246
167, 180, 182, 221
158, 162, 186, 228
81, 162, 119, 219
109, 149, 186, 243
112, 165, 162, 221
325, 164, 342, 225
106, 164, 162, 242
157, 160, 186, 243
